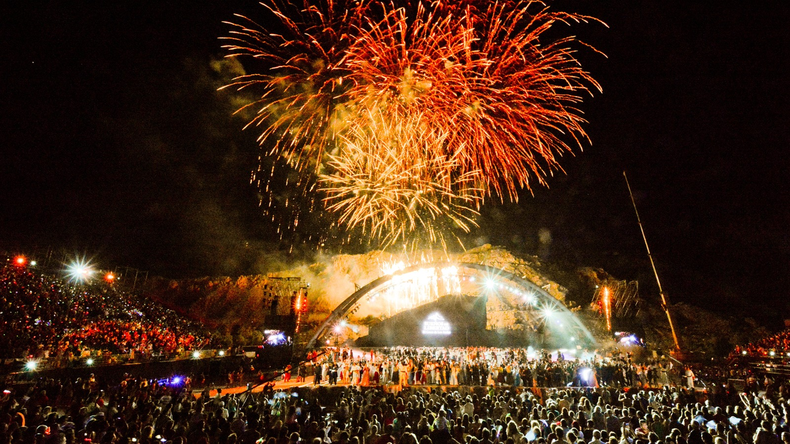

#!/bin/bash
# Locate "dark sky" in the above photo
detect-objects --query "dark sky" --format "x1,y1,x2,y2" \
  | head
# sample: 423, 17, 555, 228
2, 1, 789, 323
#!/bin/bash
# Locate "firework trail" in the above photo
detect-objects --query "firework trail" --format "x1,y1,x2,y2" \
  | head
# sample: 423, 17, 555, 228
221, 0, 603, 249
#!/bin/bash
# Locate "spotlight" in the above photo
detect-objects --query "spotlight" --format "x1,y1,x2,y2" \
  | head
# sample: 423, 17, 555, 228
192, 351, 201, 359
66, 258, 95, 283
86, 358, 94, 366
25, 360, 38, 371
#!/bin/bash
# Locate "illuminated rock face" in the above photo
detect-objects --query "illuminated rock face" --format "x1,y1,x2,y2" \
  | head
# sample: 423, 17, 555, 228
145, 245, 571, 339
315, 244, 566, 317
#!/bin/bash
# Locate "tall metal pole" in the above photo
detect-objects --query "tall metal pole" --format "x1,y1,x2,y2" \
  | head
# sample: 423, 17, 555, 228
623, 171, 681, 352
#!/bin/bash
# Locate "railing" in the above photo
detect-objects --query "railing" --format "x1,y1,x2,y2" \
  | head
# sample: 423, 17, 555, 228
2, 348, 237, 373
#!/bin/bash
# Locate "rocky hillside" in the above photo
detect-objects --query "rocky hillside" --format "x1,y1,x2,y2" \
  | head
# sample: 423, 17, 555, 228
142, 245, 770, 357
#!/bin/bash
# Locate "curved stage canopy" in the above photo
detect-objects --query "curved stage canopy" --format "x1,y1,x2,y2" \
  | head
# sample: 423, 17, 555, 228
307, 262, 596, 349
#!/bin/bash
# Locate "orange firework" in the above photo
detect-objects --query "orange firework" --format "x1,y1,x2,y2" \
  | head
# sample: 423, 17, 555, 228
320, 108, 482, 250
343, 1, 603, 201
221, 0, 603, 248
221, 0, 368, 169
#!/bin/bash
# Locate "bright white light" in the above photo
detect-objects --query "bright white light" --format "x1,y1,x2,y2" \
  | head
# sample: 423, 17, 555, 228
266, 333, 287, 346
25, 360, 38, 371
619, 334, 639, 346
334, 325, 343, 333
542, 307, 555, 318
770, 351, 776, 357
66, 258, 95, 283
192, 351, 201, 359
422, 312, 452, 335
86, 358, 94, 366
580, 368, 593, 382
218, 350, 225, 357
524, 293, 536, 305
485, 279, 496, 290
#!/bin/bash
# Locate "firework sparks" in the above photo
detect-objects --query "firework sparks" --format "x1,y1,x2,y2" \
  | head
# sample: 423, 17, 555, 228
221, 0, 367, 166
368, 261, 465, 317
343, 1, 603, 200
222, 0, 603, 248
319, 108, 482, 250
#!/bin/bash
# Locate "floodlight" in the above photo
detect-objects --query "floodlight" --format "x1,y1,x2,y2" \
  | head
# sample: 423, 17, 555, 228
66, 258, 95, 283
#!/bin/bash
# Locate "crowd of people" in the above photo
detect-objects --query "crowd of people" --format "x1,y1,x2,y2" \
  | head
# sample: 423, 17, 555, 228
0, 257, 218, 364
1, 353, 789, 444
731, 329, 790, 360
304, 348, 682, 391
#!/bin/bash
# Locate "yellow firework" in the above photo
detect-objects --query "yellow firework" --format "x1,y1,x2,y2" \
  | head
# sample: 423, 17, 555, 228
320, 108, 482, 250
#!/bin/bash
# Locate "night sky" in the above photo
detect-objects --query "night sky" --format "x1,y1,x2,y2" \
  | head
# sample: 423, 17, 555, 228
2, 1, 788, 324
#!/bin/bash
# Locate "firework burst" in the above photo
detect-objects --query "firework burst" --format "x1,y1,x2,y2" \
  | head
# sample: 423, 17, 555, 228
221, 0, 603, 249
221, 0, 367, 167
320, 108, 482, 250
343, 1, 603, 200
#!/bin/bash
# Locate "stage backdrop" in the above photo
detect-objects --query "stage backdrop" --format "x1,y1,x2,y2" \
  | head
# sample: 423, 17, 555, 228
356, 295, 490, 347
